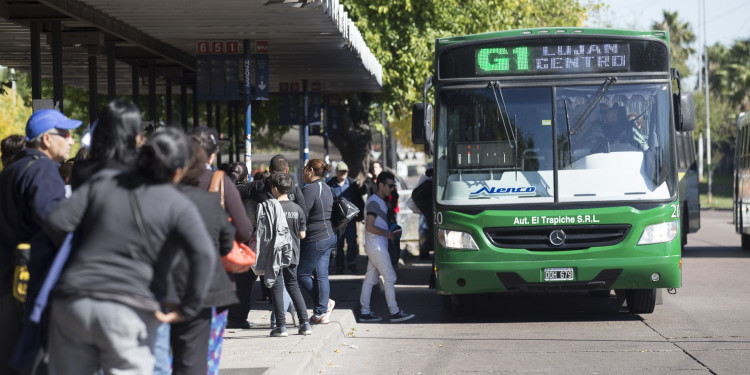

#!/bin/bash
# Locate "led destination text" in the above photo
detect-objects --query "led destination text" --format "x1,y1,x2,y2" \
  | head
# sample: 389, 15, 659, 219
476, 43, 629, 75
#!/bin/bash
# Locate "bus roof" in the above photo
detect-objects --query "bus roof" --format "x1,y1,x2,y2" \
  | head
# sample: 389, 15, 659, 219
436, 27, 670, 48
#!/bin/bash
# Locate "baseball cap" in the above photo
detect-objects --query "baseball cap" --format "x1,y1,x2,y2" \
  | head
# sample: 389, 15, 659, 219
26, 109, 82, 141
336, 161, 349, 171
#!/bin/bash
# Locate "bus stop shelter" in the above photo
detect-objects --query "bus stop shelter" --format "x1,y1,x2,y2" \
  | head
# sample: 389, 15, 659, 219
0, 0, 383, 170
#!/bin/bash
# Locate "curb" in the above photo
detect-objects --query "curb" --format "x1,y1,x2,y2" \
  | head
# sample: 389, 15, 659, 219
266, 310, 357, 375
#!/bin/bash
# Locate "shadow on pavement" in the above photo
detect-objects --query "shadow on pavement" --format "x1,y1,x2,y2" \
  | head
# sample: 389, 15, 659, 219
683, 246, 750, 258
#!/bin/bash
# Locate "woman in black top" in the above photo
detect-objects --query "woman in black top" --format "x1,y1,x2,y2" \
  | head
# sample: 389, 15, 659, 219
44, 127, 216, 374
298, 159, 337, 324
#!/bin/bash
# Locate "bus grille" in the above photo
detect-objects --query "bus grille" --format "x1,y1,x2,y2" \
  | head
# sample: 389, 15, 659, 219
484, 225, 631, 250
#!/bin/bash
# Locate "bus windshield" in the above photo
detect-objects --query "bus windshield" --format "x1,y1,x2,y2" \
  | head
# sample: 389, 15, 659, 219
435, 83, 676, 205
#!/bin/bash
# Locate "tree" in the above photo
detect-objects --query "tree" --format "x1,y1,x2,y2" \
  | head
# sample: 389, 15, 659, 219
0, 68, 32, 162
708, 39, 750, 112
651, 10, 696, 79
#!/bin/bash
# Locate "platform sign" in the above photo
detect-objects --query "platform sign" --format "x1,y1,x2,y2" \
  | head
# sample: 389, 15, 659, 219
255, 41, 268, 53
277, 93, 300, 125
196, 40, 242, 100
290, 82, 300, 92
254, 54, 269, 100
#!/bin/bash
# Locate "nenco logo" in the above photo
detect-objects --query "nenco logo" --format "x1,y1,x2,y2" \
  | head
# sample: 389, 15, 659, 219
470, 186, 536, 197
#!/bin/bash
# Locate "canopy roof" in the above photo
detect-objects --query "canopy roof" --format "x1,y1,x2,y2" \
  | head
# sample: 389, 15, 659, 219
0, 0, 383, 94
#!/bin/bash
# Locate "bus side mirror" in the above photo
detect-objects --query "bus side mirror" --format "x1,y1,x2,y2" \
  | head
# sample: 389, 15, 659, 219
677, 92, 696, 131
412, 103, 433, 154
412, 103, 425, 144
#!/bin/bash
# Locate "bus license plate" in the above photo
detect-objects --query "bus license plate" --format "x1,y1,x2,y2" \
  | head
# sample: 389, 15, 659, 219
544, 267, 574, 281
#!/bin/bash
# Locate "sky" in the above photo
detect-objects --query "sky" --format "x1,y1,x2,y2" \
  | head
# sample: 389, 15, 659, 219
592, 0, 750, 87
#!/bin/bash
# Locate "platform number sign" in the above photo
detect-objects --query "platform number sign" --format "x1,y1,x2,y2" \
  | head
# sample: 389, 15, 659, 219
196, 40, 242, 101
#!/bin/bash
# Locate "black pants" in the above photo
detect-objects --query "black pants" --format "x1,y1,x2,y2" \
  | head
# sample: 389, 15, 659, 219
170, 308, 212, 375
228, 269, 258, 323
270, 265, 309, 328
0, 292, 23, 375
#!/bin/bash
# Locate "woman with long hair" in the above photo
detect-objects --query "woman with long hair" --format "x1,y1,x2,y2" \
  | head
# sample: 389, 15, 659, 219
70, 100, 143, 189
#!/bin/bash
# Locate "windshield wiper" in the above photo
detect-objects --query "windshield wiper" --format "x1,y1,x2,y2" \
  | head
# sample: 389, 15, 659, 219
489, 81, 517, 149
489, 81, 519, 176
569, 76, 617, 135
563, 100, 573, 165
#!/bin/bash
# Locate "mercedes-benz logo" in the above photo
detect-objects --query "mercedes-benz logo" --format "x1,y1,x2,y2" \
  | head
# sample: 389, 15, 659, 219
549, 229, 566, 246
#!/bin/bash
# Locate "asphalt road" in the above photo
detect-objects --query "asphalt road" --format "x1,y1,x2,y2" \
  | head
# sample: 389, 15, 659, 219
320, 209, 750, 374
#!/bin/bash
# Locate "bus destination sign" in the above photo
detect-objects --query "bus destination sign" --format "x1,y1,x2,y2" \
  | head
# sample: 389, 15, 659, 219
475, 43, 629, 75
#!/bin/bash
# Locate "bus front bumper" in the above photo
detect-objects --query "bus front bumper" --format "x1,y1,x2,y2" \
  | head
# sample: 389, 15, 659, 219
435, 255, 681, 295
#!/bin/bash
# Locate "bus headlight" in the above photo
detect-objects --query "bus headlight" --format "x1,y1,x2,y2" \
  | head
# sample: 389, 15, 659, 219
637, 221, 678, 245
438, 229, 479, 250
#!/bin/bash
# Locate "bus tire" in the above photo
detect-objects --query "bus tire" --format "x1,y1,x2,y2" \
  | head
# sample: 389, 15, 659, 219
442, 294, 474, 316
626, 289, 656, 314
589, 289, 611, 298
681, 205, 688, 247
741, 233, 750, 251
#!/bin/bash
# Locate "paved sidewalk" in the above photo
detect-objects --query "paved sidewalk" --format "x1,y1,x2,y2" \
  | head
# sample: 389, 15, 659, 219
219, 307, 358, 375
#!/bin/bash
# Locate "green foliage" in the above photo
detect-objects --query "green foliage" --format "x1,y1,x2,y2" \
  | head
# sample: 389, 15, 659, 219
693, 90, 735, 173
707, 39, 750, 112
651, 11, 696, 79
343, 0, 597, 147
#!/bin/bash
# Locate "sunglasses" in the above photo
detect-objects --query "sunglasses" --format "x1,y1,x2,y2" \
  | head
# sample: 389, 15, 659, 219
49, 128, 71, 139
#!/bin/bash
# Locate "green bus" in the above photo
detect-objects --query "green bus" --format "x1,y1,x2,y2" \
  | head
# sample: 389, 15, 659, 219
411, 28, 696, 314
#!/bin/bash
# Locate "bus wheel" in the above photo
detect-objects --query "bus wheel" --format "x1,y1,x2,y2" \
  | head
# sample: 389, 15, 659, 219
681, 206, 688, 247
442, 294, 474, 316
741, 233, 750, 250
625, 289, 656, 314
589, 289, 611, 298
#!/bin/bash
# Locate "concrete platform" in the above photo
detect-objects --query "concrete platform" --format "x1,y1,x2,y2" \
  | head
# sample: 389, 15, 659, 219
219, 307, 358, 375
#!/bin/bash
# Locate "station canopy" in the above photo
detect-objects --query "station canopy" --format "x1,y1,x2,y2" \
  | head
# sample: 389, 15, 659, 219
0, 0, 383, 94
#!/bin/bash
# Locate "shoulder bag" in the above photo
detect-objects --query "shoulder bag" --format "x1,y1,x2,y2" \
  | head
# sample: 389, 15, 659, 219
328, 185, 360, 235
209, 171, 256, 273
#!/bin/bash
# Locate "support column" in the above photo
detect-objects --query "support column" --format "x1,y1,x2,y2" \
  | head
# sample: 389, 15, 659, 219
148, 60, 156, 123
215, 102, 222, 166
106, 41, 116, 101
227, 101, 234, 164
207, 101, 213, 129
323, 95, 330, 166
51, 21, 63, 111
193, 85, 199, 128
243, 39, 253, 178
131, 61, 140, 108
30, 21, 42, 100
166, 78, 173, 126
299, 80, 309, 180
181, 72, 188, 130
88, 47, 98, 124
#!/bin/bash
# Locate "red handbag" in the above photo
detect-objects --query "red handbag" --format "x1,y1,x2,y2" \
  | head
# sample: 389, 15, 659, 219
209, 171, 256, 273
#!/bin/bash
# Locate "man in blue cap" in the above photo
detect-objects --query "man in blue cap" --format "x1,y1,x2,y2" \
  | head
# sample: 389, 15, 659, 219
0, 109, 81, 375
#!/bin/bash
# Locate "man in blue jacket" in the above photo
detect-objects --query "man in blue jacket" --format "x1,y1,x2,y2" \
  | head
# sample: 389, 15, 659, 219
327, 161, 365, 274
0, 109, 81, 375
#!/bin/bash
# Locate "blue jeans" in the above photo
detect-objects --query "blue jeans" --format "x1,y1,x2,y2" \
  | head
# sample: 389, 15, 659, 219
153, 323, 172, 375
297, 235, 336, 316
